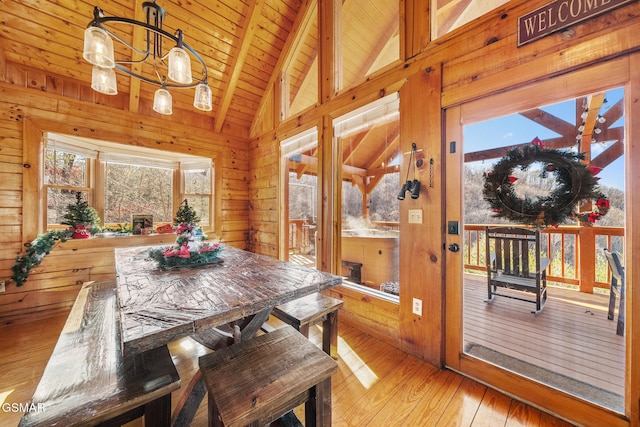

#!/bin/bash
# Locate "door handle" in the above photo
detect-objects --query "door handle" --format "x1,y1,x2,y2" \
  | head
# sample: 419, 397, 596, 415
448, 243, 460, 252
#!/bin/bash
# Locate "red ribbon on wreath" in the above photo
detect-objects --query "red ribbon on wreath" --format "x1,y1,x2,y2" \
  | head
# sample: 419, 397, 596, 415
573, 196, 611, 224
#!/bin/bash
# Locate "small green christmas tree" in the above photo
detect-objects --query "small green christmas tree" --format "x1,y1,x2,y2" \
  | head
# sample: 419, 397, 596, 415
61, 192, 101, 229
174, 199, 200, 226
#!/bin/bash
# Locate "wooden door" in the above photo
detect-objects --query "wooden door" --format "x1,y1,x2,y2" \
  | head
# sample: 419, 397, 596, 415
444, 59, 636, 427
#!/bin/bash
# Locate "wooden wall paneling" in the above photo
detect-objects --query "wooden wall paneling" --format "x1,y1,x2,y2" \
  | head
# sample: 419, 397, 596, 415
0, 284, 82, 325
248, 132, 279, 254
441, 2, 640, 108
625, 51, 640, 426
326, 287, 401, 348
0, 79, 250, 322
0, 225, 21, 244
398, 66, 444, 366
4, 60, 26, 87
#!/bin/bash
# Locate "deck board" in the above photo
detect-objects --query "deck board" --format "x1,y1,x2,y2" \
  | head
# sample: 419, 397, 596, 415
463, 274, 625, 400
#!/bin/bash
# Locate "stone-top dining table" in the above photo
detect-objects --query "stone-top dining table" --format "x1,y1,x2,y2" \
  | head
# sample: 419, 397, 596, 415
115, 244, 342, 356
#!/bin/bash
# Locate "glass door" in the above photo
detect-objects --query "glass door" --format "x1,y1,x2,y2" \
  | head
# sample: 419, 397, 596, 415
444, 62, 630, 425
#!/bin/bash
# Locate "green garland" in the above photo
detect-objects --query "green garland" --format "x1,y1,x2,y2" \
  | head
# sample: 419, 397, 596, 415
11, 230, 71, 287
482, 143, 609, 227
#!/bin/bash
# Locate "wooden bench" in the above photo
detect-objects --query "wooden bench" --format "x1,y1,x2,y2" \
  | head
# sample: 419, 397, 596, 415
199, 325, 338, 427
271, 293, 343, 359
19, 280, 180, 427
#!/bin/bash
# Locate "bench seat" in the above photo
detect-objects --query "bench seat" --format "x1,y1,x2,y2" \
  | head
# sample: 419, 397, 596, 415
271, 292, 343, 358
200, 325, 338, 427
19, 280, 180, 427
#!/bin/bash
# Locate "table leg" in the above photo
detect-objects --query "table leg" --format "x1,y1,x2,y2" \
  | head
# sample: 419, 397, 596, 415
172, 309, 273, 424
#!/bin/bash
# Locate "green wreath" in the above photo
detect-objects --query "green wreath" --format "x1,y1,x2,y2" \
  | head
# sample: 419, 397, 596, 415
482, 143, 609, 227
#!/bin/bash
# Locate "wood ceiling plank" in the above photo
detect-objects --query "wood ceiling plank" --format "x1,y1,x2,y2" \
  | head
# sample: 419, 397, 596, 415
252, 0, 316, 132
215, 0, 267, 131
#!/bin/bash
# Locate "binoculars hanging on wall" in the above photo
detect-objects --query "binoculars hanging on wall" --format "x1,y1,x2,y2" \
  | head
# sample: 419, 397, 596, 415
397, 179, 421, 200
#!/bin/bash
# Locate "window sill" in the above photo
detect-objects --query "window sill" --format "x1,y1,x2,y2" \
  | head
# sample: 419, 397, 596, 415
55, 234, 177, 250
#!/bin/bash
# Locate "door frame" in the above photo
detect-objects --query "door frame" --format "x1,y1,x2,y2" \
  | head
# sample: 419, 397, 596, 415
443, 56, 638, 426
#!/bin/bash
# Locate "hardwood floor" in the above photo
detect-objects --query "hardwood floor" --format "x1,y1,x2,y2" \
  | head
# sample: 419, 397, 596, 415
0, 314, 575, 426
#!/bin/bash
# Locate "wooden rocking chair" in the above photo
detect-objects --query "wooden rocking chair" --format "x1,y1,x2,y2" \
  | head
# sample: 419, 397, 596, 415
485, 226, 550, 314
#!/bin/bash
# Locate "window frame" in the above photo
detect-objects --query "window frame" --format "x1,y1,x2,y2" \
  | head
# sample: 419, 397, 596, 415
38, 132, 220, 235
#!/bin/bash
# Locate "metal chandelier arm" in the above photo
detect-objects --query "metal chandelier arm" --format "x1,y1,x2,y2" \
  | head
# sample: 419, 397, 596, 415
88, 16, 209, 89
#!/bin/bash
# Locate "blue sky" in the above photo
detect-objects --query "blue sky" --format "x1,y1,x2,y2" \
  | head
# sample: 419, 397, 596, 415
463, 87, 625, 190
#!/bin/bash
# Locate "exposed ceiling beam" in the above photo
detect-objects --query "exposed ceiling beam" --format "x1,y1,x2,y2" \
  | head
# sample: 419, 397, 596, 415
214, 0, 266, 132
436, 0, 473, 37
288, 153, 366, 177
297, 147, 318, 178
591, 139, 624, 170
342, 131, 367, 164
519, 109, 575, 137
368, 164, 402, 177
464, 136, 573, 163
602, 98, 624, 126
367, 128, 400, 171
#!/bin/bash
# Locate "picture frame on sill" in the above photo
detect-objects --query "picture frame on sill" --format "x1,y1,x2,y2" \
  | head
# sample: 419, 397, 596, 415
132, 214, 153, 235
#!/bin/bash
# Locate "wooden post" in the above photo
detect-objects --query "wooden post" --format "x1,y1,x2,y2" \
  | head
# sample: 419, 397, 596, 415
578, 226, 596, 293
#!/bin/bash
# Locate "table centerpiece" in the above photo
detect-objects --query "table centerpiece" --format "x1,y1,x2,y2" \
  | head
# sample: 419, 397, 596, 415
148, 223, 223, 268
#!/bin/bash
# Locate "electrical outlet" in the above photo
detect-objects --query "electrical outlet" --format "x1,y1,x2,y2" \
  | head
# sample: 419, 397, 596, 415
0, 281, 5, 293
408, 209, 423, 224
412, 297, 422, 316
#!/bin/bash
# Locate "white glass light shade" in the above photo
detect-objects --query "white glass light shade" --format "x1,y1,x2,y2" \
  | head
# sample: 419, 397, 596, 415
91, 66, 118, 95
153, 88, 173, 115
193, 83, 212, 111
167, 47, 192, 84
83, 27, 115, 68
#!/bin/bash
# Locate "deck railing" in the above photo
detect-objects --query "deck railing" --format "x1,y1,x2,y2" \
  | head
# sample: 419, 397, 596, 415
288, 219, 314, 254
464, 224, 624, 293
288, 219, 624, 294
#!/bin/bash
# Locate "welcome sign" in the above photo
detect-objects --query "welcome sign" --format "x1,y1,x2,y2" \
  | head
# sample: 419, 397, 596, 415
518, 0, 635, 46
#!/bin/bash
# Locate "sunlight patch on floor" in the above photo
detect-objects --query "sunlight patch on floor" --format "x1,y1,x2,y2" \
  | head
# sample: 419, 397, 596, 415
0, 389, 14, 406
552, 295, 608, 312
337, 336, 378, 389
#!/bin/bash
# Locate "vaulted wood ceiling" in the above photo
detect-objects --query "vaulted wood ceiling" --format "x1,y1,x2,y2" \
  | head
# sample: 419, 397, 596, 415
1, 0, 505, 140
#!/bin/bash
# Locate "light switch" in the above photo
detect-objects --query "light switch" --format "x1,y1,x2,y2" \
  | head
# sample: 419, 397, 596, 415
408, 209, 422, 224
